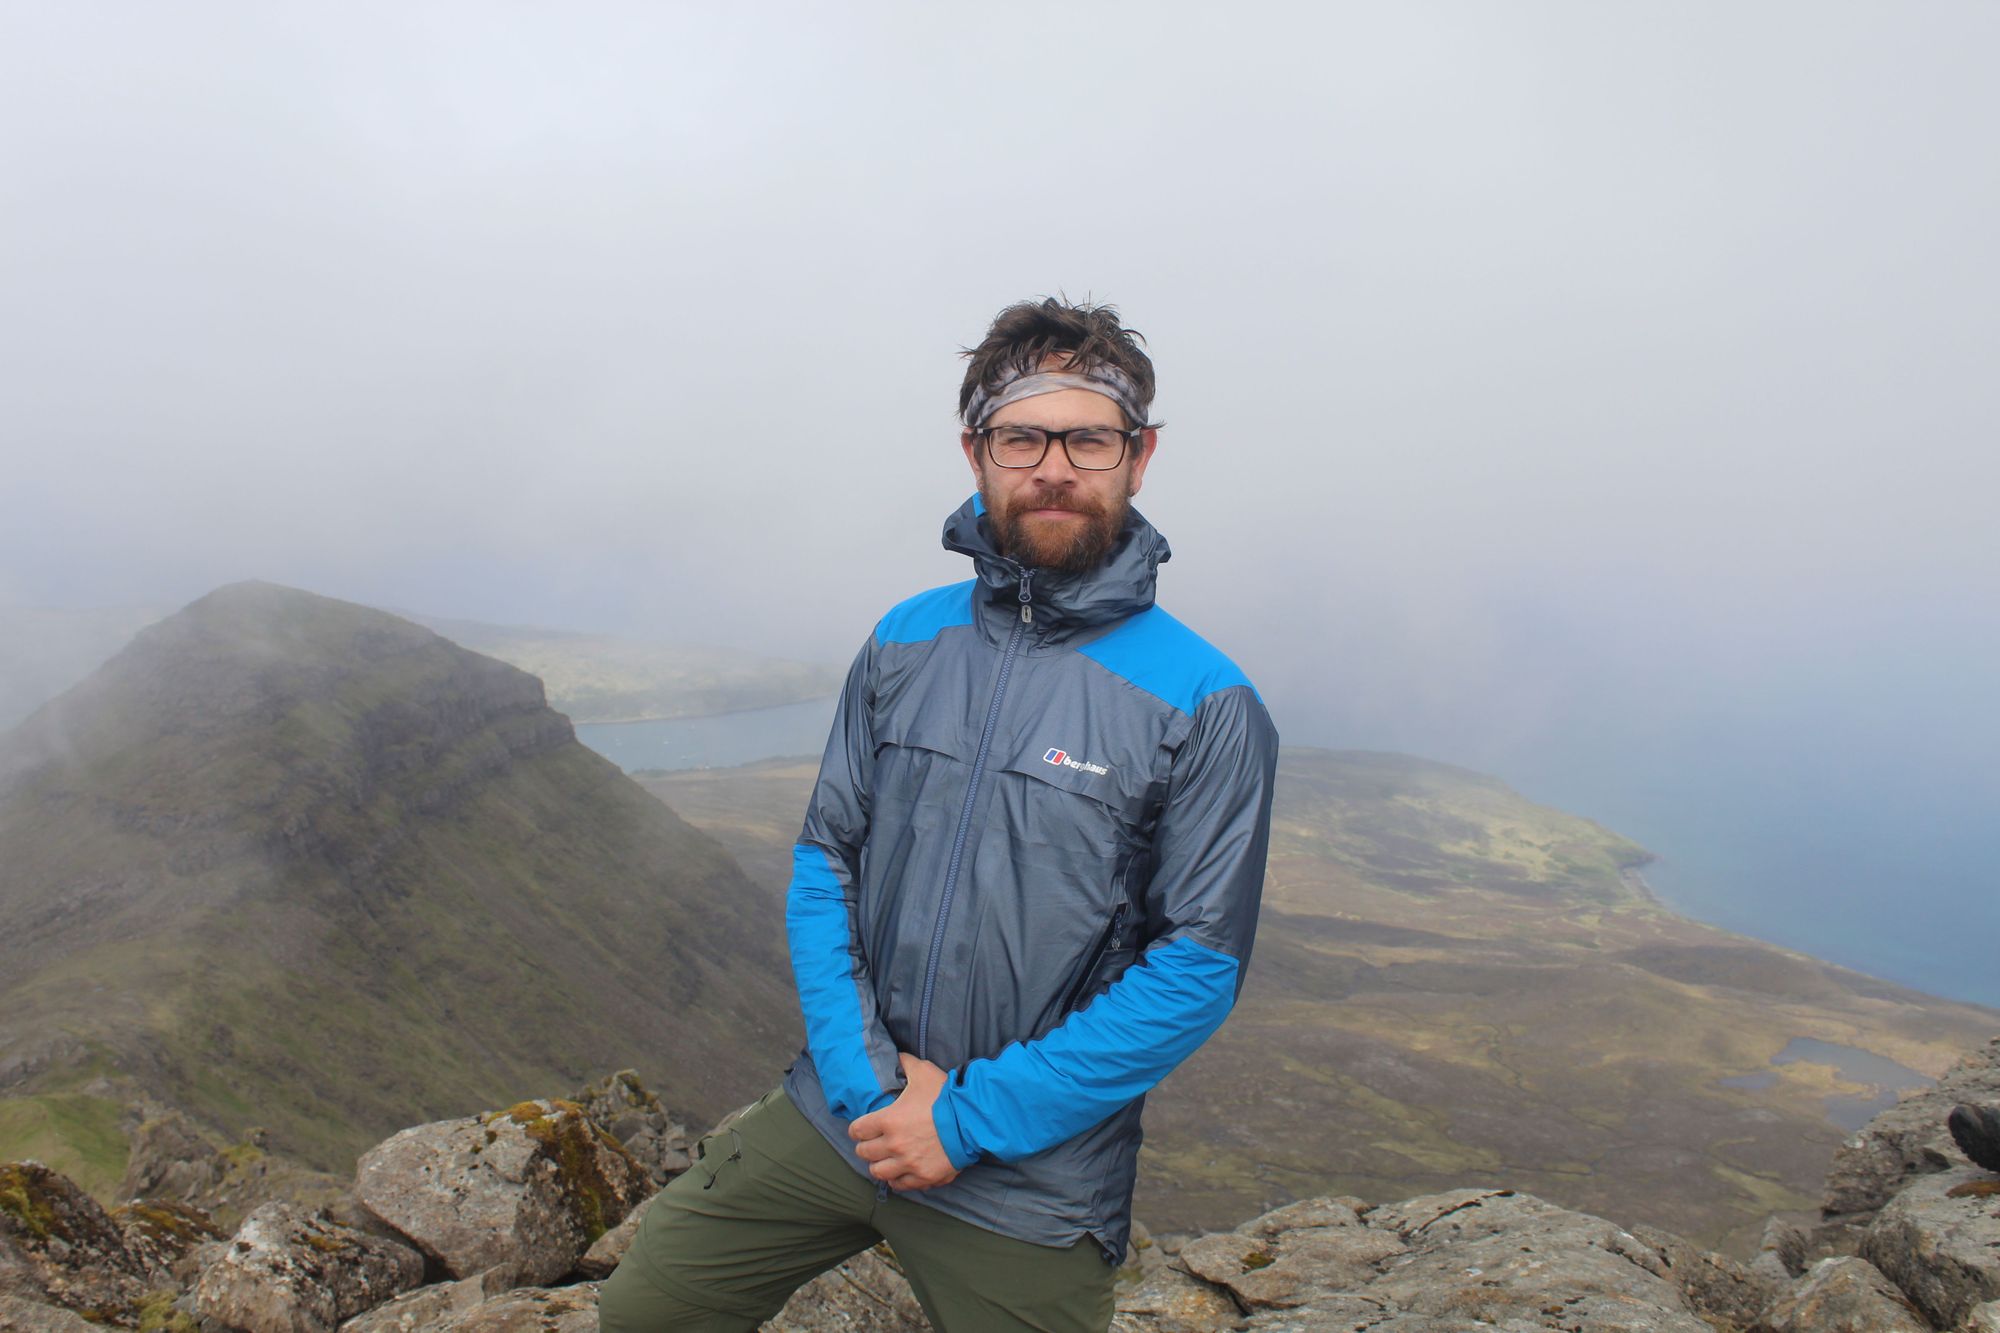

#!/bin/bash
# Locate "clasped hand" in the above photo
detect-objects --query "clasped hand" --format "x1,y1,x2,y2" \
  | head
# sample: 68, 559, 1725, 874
849, 1052, 959, 1192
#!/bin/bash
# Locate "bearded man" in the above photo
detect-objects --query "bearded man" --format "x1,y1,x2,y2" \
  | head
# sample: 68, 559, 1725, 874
601, 297, 1279, 1332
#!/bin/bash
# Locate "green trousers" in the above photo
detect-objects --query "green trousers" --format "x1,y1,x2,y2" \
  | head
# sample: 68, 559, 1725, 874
597, 1087, 1116, 1332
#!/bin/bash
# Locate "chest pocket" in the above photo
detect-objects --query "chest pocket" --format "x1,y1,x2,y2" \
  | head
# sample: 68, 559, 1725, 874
992, 740, 1158, 865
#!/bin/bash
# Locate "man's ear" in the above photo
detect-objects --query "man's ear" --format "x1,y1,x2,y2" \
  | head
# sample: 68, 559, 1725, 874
1127, 428, 1159, 496
961, 430, 983, 478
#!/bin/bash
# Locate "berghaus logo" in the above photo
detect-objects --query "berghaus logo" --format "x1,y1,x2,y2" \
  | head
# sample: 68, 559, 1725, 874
1043, 747, 1109, 776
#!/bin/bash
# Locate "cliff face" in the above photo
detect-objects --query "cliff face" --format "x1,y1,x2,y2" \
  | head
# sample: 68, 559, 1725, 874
0, 581, 798, 1185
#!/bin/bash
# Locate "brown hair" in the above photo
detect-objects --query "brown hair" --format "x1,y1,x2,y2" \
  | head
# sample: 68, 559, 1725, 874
958, 297, 1157, 427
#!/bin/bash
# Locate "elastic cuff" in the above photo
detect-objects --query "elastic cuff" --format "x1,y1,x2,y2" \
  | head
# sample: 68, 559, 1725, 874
932, 1085, 980, 1170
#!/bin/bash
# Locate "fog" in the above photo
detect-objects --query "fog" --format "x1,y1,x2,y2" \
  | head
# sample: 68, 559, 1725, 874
3, 4, 1995, 1001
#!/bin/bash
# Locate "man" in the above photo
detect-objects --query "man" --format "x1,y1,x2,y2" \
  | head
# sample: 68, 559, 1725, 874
601, 298, 1279, 1332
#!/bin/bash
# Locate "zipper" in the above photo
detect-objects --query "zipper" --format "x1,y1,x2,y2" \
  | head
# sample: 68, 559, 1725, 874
916, 569, 1034, 1059
1058, 901, 1129, 1016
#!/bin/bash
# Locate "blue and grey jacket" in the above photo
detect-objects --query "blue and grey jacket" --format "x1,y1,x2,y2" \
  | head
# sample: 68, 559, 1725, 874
783, 494, 1279, 1262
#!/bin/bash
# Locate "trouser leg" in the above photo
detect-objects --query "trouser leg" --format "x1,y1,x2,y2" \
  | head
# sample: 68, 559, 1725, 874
874, 1193, 1117, 1333
598, 1087, 878, 1332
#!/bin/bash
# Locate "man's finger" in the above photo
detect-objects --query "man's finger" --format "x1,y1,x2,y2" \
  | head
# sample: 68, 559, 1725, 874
849, 1114, 882, 1141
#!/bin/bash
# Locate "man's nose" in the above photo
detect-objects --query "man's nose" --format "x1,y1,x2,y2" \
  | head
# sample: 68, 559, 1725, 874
1030, 436, 1082, 483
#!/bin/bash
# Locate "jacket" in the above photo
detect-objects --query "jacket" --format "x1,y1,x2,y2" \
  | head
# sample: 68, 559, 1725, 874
783, 493, 1279, 1262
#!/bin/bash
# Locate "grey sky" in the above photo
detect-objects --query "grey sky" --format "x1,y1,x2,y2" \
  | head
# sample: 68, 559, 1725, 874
4, 4, 1997, 993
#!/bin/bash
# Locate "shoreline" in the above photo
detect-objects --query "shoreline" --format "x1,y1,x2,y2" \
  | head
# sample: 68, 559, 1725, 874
566, 693, 837, 728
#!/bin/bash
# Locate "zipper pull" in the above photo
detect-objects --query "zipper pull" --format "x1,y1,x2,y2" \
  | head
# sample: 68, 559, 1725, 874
1019, 572, 1034, 625
1109, 903, 1127, 950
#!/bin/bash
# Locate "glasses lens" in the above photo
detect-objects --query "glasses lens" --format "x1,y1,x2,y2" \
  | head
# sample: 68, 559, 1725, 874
988, 426, 1048, 467
1064, 430, 1125, 469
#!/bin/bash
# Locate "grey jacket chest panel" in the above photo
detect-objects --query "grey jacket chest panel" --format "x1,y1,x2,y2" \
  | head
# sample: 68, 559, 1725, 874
861, 623, 1189, 1066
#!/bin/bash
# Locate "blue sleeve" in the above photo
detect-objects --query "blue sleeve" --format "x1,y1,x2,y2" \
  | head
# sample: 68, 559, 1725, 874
785, 638, 900, 1122
932, 685, 1279, 1166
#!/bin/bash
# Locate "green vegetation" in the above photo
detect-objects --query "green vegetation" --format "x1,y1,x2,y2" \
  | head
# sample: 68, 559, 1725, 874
0, 1095, 128, 1197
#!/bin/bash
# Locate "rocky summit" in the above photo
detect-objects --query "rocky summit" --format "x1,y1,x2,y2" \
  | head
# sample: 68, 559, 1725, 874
3, 1048, 1997, 1332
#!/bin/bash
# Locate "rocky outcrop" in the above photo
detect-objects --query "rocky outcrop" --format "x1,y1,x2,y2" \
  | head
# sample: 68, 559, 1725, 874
353, 1098, 646, 1286
189, 1202, 424, 1333
0, 1162, 158, 1322
1857, 1167, 2000, 1330
1819, 1038, 2000, 1228
1755, 1256, 1929, 1333
567, 1071, 693, 1189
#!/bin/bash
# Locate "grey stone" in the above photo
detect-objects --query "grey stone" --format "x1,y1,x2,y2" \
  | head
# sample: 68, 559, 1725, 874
337, 1267, 513, 1333
766, 1245, 930, 1331
1860, 1165, 2000, 1330
435, 1284, 601, 1333
1111, 1263, 1244, 1333
353, 1098, 646, 1285
0, 1294, 100, 1333
191, 1202, 425, 1333
1821, 1038, 2000, 1223
1177, 1225, 1406, 1309
574, 1192, 656, 1281
1631, 1221, 1778, 1331
1960, 1299, 2000, 1332
1755, 1255, 1928, 1333
0, 1161, 151, 1318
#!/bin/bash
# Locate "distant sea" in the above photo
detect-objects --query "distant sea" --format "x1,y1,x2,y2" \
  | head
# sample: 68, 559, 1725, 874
577, 701, 2000, 1014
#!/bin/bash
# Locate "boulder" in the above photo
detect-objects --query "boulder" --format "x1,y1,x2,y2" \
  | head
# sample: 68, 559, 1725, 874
353, 1098, 647, 1285
1960, 1300, 2000, 1332
0, 1294, 101, 1332
190, 1201, 425, 1333
1631, 1221, 1778, 1331
568, 1071, 693, 1187
0, 1161, 152, 1318
575, 1192, 656, 1281
1860, 1165, 2000, 1330
435, 1283, 600, 1332
1821, 1038, 2000, 1223
1755, 1255, 1928, 1333
1176, 1224, 1406, 1310
767, 1245, 930, 1332
335, 1266, 513, 1333
109, 1199, 224, 1279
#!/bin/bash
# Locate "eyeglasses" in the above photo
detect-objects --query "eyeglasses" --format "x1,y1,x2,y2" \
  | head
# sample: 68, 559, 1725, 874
975, 424, 1139, 471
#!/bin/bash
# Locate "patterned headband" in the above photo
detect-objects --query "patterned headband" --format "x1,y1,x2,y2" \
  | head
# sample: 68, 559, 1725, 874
963, 366, 1152, 430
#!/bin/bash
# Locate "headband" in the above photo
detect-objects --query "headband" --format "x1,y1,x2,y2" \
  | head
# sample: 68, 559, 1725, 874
963, 366, 1152, 431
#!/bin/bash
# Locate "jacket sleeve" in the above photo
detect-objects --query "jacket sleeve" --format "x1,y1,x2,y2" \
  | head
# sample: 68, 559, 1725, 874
930, 684, 1279, 1167
786, 636, 902, 1122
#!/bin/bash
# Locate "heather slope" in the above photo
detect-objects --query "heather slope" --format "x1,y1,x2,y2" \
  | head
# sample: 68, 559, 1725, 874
0, 581, 797, 1184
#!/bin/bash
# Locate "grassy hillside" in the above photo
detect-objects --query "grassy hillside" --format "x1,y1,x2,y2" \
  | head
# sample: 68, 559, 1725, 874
641, 749, 2000, 1256
0, 581, 799, 1190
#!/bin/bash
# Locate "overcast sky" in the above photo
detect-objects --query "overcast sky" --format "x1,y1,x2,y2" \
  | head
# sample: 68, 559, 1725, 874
4, 4, 1996, 995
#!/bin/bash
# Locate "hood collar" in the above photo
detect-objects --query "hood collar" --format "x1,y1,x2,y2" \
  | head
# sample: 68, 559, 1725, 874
940, 492, 1170, 635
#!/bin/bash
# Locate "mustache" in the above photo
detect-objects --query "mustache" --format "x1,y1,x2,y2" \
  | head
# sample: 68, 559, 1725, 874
1008, 487, 1108, 517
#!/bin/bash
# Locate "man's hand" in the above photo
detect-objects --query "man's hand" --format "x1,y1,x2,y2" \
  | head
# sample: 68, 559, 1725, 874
849, 1053, 960, 1192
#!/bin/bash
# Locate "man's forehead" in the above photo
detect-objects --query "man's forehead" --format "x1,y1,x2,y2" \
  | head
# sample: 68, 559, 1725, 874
987, 387, 1127, 426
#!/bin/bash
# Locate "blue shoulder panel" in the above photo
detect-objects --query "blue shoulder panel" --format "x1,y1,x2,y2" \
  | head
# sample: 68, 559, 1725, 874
876, 580, 976, 645
1077, 606, 1258, 716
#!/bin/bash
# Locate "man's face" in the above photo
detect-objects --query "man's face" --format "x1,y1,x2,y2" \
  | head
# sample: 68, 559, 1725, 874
960, 387, 1157, 574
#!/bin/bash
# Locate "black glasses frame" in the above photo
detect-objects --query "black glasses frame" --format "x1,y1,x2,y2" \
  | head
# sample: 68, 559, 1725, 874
973, 425, 1142, 471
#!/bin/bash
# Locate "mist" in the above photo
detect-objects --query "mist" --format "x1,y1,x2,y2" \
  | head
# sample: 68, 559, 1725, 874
3, 4, 1995, 1002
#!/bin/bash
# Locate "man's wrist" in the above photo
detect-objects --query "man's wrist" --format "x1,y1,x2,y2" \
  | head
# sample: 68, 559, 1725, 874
931, 1081, 981, 1170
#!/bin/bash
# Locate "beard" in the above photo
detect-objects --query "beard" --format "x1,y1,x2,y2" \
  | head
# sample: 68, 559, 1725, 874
986, 482, 1129, 574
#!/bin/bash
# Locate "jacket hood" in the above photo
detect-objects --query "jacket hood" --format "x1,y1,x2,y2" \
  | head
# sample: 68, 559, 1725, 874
940, 492, 1171, 637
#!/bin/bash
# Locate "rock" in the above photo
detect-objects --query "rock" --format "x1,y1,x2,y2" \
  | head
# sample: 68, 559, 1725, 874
116, 1107, 230, 1207
1111, 1264, 1244, 1332
0, 1161, 152, 1318
1950, 1104, 2000, 1174
353, 1098, 647, 1285
1755, 1255, 1928, 1333
336, 1267, 513, 1333
1752, 1215, 1809, 1285
1960, 1300, 2000, 1332
568, 1071, 693, 1187
0, 1294, 101, 1332
1176, 1224, 1406, 1309
109, 1198, 224, 1277
1860, 1164, 2000, 1330
766, 1245, 930, 1331
1344, 1190, 1713, 1332
436, 1283, 600, 1332
190, 1201, 425, 1333
1631, 1222, 1778, 1331
575, 1193, 655, 1280
1821, 1038, 2000, 1223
